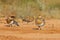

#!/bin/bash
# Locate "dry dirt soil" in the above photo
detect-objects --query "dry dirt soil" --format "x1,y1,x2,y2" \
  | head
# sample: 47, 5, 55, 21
0, 18, 60, 40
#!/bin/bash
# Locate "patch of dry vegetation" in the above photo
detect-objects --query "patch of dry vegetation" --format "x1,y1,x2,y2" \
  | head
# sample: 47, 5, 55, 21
0, 0, 60, 19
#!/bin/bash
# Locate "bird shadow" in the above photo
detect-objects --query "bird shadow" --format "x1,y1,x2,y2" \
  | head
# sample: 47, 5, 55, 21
32, 28, 39, 30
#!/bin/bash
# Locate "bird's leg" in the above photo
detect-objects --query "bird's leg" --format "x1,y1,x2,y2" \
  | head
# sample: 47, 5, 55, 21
38, 26, 41, 30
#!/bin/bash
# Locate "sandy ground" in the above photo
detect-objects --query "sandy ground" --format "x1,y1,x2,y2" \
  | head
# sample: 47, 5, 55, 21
0, 19, 60, 40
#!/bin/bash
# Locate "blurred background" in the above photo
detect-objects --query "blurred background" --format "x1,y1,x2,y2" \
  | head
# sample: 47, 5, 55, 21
0, 0, 60, 19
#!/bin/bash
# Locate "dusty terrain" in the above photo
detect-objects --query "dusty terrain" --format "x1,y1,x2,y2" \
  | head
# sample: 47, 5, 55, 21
0, 18, 60, 40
